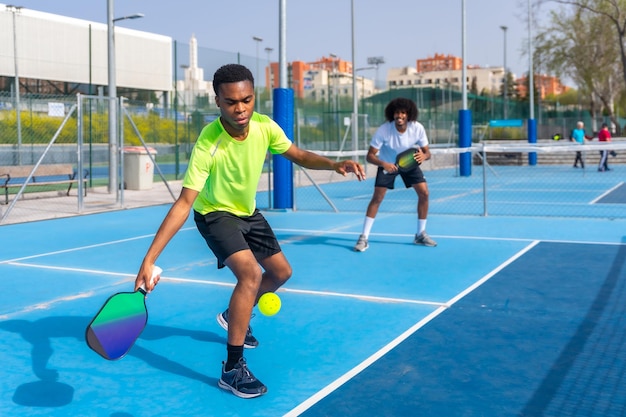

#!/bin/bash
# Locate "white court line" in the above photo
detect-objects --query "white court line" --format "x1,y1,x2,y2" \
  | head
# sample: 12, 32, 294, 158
275, 228, 625, 246
0, 264, 137, 319
590, 181, 624, 204
7, 262, 137, 278
1, 260, 447, 320
7, 263, 448, 308
0, 226, 196, 264
283, 240, 540, 417
0, 291, 97, 320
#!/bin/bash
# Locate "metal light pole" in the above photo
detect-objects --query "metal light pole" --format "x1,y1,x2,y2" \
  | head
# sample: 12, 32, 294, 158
329, 53, 338, 115
278, 0, 287, 89
528, 2, 534, 121
7, 5, 22, 165
253, 36, 263, 113
265, 46, 273, 100
461, 0, 467, 111
107, 0, 143, 194
459, 0, 472, 177
350, 0, 358, 152
500, 25, 508, 119
355, 66, 375, 146
528, 0, 537, 165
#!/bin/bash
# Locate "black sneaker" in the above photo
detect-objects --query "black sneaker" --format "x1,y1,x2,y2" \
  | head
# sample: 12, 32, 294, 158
217, 309, 259, 349
218, 358, 267, 398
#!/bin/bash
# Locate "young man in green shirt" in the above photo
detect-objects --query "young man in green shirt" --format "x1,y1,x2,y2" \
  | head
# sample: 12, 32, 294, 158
134, 64, 365, 398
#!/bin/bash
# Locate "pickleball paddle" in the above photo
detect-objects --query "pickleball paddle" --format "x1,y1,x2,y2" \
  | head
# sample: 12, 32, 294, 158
383, 147, 421, 173
85, 266, 162, 360
396, 147, 421, 169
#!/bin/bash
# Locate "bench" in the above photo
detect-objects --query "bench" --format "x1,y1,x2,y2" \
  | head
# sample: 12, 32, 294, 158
0, 164, 88, 204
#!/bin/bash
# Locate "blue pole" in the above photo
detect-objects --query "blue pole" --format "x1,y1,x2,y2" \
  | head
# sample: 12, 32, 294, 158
458, 109, 472, 176
272, 88, 294, 209
528, 118, 537, 165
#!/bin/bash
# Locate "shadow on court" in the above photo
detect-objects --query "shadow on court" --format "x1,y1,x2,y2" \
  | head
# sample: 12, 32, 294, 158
0, 317, 225, 408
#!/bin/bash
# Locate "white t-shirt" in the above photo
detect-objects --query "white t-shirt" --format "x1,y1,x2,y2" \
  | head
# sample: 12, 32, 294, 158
370, 121, 429, 164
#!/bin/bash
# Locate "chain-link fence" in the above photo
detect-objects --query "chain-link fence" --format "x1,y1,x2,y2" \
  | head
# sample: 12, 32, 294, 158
280, 141, 626, 218
2, 39, 626, 223
0, 94, 181, 223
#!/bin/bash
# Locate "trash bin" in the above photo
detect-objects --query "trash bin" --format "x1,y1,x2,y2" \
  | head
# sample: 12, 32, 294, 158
123, 146, 157, 190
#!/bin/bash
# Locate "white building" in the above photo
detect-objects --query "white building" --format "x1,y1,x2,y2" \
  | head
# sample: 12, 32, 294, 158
300, 69, 375, 103
175, 34, 213, 108
387, 65, 509, 95
0, 4, 172, 94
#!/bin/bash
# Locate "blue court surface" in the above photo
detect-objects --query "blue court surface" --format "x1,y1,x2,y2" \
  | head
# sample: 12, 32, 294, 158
1, 203, 625, 416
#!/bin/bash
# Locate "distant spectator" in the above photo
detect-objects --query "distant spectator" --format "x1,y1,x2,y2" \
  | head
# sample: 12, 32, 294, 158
569, 121, 588, 168
598, 123, 612, 172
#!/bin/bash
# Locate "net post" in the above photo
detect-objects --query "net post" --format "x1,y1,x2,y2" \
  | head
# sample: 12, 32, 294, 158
273, 88, 294, 209
459, 109, 472, 176
528, 118, 537, 165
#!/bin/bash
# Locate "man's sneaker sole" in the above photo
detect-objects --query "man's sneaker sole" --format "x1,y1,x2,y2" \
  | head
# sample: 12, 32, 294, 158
217, 312, 258, 349
354, 244, 369, 252
218, 358, 267, 398
218, 378, 267, 399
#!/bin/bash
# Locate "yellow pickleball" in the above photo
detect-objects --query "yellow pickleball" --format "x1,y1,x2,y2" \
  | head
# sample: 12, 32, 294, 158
258, 292, 281, 316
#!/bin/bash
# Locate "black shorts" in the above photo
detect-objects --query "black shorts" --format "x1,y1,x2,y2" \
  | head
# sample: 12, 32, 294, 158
194, 209, 282, 269
374, 165, 426, 189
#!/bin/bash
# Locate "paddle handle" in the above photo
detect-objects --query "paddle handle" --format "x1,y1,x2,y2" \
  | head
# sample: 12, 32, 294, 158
139, 266, 162, 293
383, 165, 397, 175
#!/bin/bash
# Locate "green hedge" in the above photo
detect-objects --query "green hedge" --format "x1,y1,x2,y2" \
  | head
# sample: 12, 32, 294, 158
0, 110, 190, 146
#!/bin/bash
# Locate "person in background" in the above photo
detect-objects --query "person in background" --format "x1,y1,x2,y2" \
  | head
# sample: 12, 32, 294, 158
598, 122, 612, 172
134, 64, 366, 399
570, 121, 588, 168
354, 97, 436, 252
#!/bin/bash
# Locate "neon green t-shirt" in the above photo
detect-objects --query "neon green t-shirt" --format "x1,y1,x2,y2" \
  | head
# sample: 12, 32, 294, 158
183, 113, 292, 217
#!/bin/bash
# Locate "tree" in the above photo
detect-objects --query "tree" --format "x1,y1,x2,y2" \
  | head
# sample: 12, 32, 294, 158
550, 88, 581, 106
499, 72, 517, 99
519, 72, 541, 104
470, 77, 478, 95
546, 0, 626, 85
535, 0, 624, 128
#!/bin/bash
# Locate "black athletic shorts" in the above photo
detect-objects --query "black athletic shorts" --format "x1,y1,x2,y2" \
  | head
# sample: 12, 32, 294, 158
193, 209, 282, 269
374, 165, 426, 189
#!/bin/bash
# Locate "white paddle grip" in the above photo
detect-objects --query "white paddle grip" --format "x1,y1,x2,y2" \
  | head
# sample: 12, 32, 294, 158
140, 266, 162, 292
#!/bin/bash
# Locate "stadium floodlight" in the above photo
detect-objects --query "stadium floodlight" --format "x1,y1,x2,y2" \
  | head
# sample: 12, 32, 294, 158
366, 57, 384, 89
366, 57, 384, 66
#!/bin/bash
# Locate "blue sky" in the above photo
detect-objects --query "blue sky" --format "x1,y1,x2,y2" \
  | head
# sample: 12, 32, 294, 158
7, 0, 555, 83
